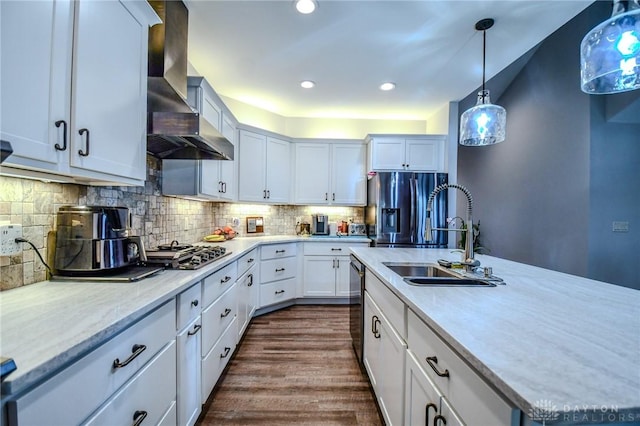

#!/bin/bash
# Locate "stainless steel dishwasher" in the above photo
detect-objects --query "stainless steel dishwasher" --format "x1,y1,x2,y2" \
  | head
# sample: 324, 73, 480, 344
349, 255, 365, 365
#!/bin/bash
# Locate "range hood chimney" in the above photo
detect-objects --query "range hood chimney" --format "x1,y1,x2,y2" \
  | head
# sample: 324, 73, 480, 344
146, 0, 233, 160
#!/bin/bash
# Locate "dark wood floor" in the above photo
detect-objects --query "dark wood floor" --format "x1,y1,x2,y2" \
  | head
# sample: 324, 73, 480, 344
197, 305, 383, 425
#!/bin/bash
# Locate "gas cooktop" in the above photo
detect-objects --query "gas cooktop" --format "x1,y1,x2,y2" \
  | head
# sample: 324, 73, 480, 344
145, 243, 231, 270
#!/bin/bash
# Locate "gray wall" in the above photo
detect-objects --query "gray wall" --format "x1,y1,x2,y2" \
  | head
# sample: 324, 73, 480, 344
457, 2, 640, 289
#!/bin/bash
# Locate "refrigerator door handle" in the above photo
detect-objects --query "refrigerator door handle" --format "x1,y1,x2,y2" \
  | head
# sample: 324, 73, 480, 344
409, 175, 416, 243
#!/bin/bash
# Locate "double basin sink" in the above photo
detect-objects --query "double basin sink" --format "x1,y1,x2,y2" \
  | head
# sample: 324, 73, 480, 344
383, 263, 497, 287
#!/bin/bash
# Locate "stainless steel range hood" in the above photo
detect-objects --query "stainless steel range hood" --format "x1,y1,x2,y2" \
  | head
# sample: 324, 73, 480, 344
146, 0, 233, 160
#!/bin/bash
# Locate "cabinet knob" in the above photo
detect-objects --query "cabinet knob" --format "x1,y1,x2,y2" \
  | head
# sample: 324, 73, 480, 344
191, 299, 199, 307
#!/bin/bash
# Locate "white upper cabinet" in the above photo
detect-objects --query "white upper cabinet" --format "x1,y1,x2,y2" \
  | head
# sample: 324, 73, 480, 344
367, 135, 446, 172
238, 130, 291, 204
293, 141, 366, 206
0, 0, 160, 185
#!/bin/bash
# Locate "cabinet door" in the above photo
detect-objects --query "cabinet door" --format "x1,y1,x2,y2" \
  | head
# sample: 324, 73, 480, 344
219, 114, 236, 201
405, 138, 442, 171
334, 257, 352, 297
378, 306, 407, 426
293, 143, 331, 204
265, 136, 291, 203
405, 350, 443, 426
331, 144, 366, 205
370, 137, 405, 170
70, 0, 148, 181
177, 317, 202, 426
363, 293, 382, 390
1, 0, 73, 172
303, 256, 336, 296
238, 130, 267, 202
199, 160, 222, 198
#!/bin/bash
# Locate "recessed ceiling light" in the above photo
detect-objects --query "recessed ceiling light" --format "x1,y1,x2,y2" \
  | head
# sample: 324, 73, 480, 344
379, 82, 396, 91
300, 80, 315, 89
295, 0, 317, 14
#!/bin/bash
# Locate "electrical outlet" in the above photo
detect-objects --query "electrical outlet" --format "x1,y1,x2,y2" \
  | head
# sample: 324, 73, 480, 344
232, 217, 240, 227
0, 224, 22, 256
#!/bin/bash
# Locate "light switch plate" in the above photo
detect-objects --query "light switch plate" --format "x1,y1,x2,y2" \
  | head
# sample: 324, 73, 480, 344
0, 224, 22, 256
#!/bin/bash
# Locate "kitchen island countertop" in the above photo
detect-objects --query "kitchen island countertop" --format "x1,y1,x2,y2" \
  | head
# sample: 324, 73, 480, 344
0, 235, 369, 396
350, 247, 640, 423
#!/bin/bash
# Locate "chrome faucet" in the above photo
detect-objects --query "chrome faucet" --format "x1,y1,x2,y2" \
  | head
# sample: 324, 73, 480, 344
425, 183, 480, 271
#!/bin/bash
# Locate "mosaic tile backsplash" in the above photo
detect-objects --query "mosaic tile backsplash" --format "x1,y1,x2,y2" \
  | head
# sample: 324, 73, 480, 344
0, 157, 363, 290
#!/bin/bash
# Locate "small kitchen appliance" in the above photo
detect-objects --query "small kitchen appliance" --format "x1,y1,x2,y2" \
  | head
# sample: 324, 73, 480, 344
54, 206, 147, 275
145, 242, 231, 270
311, 214, 329, 235
348, 223, 367, 236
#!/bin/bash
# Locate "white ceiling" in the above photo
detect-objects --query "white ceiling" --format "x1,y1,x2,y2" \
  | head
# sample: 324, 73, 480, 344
185, 0, 595, 121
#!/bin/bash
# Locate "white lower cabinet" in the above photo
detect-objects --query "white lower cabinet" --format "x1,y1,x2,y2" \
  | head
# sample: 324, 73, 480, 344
407, 309, 515, 426
7, 301, 176, 426
201, 316, 237, 402
258, 243, 297, 307
177, 316, 202, 426
83, 341, 177, 426
302, 242, 368, 297
363, 291, 406, 426
237, 263, 258, 340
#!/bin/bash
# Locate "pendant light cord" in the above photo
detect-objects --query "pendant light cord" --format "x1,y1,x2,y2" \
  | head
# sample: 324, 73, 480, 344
482, 28, 486, 97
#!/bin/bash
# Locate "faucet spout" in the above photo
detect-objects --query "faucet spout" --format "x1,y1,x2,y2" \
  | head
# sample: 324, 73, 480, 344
426, 183, 479, 271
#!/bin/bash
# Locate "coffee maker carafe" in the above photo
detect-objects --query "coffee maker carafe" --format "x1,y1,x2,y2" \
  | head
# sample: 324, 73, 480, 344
54, 206, 146, 275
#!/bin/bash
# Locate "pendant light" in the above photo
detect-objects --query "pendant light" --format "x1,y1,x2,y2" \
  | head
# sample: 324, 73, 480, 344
581, 0, 640, 94
459, 18, 506, 146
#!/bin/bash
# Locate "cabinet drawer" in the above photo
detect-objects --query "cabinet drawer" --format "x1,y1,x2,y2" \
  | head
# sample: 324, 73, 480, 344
83, 340, 177, 425
202, 317, 237, 403
9, 301, 176, 426
303, 242, 367, 256
407, 309, 513, 426
261, 242, 297, 260
177, 282, 202, 331
365, 270, 405, 339
260, 257, 296, 283
237, 248, 258, 277
259, 277, 296, 307
203, 261, 238, 307
202, 283, 237, 356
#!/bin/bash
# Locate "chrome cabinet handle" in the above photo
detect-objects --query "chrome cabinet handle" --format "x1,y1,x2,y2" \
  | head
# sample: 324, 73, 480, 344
275, 267, 285, 272
425, 402, 438, 426
220, 347, 231, 358
187, 324, 201, 336
223, 182, 227, 193
132, 410, 147, 426
113, 344, 146, 369
433, 414, 447, 426
425, 356, 450, 377
275, 289, 285, 294
220, 275, 231, 284
220, 308, 232, 318
54, 120, 67, 151
78, 128, 90, 156
191, 299, 199, 307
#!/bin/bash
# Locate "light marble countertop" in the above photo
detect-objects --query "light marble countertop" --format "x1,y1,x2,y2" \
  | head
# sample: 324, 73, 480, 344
350, 247, 640, 421
0, 235, 369, 396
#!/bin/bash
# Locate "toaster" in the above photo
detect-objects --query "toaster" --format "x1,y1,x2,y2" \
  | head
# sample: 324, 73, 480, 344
348, 223, 367, 236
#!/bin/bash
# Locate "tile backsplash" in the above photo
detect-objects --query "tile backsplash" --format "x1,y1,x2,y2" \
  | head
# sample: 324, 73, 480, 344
0, 157, 363, 290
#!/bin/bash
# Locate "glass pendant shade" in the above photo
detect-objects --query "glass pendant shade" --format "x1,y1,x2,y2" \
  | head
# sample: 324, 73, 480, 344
460, 90, 506, 146
580, 1, 640, 94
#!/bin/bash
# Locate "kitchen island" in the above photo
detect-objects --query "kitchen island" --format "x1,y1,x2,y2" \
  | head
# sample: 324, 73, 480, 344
351, 247, 640, 425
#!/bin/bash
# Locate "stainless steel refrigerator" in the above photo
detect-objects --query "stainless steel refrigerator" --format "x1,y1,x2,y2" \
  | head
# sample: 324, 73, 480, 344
366, 172, 448, 247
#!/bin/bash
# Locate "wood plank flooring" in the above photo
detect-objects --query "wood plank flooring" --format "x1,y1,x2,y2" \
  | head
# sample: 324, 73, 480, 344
197, 305, 383, 425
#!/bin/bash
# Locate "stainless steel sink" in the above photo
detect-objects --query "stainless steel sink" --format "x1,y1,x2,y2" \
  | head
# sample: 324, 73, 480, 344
382, 262, 496, 287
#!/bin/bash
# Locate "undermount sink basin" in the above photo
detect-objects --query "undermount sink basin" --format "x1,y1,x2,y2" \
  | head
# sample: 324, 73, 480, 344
382, 262, 496, 287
